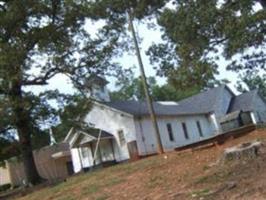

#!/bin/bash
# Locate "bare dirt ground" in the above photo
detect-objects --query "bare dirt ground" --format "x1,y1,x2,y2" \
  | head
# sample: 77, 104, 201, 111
7, 128, 266, 200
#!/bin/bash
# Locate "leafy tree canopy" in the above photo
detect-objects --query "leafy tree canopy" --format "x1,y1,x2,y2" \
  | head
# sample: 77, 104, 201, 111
237, 70, 266, 99
52, 94, 92, 142
0, 0, 121, 184
110, 72, 201, 101
0, 137, 20, 166
86, 0, 168, 54
88, 0, 167, 22
148, 0, 265, 90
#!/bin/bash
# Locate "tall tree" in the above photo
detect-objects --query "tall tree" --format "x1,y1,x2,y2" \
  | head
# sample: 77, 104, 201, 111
110, 70, 156, 101
52, 94, 92, 142
237, 70, 266, 98
0, 0, 118, 184
148, 0, 266, 90
110, 75, 200, 101
0, 137, 20, 166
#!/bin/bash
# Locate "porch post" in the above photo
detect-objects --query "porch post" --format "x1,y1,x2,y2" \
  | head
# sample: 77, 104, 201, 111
77, 148, 84, 172
210, 113, 220, 134
98, 144, 103, 164
250, 112, 257, 124
89, 143, 94, 168
110, 139, 116, 161
92, 130, 102, 166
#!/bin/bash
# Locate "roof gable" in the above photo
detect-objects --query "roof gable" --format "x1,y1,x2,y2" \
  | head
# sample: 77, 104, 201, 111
102, 85, 233, 117
228, 90, 258, 113
174, 85, 230, 114
64, 128, 114, 148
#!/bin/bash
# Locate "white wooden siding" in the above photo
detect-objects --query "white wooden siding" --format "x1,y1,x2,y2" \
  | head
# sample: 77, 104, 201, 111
84, 104, 137, 161
134, 114, 216, 155
79, 104, 218, 160
0, 167, 10, 186
71, 148, 82, 173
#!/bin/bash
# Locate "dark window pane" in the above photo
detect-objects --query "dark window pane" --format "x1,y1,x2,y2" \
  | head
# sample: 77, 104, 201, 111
182, 122, 189, 139
196, 121, 203, 137
118, 130, 126, 145
166, 123, 174, 141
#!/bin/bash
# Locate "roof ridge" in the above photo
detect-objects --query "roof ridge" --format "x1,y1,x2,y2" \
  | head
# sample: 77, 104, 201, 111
236, 89, 257, 97
226, 95, 236, 114
227, 89, 258, 113
250, 89, 258, 111
103, 85, 232, 116
211, 85, 226, 111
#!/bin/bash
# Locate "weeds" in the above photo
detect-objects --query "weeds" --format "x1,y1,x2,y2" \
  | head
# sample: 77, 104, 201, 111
191, 188, 210, 198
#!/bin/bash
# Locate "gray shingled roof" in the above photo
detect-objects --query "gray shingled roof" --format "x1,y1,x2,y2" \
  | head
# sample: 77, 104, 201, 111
103, 85, 229, 116
228, 90, 257, 113
87, 128, 114, 139
67, 128, 114, 148
220, 110, 241, 123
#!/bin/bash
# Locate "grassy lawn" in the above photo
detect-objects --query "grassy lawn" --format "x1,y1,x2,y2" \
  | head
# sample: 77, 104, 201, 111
13, 129, 266, 200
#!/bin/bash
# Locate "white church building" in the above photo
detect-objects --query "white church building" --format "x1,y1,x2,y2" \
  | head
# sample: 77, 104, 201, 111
65, 76, 266, 173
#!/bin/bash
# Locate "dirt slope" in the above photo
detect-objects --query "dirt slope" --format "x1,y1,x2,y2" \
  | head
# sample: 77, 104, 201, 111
13, 129, 266, 200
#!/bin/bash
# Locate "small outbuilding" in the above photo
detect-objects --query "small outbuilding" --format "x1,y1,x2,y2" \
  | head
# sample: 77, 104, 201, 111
0, 166, 11, 186
5, 143, 73, 187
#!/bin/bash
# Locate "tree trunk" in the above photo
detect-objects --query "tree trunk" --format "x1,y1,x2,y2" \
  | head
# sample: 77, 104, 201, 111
10, 82, 41, 185
17, 116, 41, 185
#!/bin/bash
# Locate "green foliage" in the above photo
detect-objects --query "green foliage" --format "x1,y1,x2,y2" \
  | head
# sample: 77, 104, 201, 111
237, 70, 266, 99
148, 0, 266, 90
111, 73, 156, 101
52, 94, 92, 142
87, 0, 168, 54
0, 137, 20, 166
88, 0, 167, 21
31, 129, 50, 150
0, 183, 11, 192
0, 91, 54, 161
152, 84, 200, 101
110, 73, 200, 101
0, 0, 121, 183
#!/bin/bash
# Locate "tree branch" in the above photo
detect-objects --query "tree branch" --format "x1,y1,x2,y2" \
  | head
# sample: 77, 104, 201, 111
0, 4, 6, 12
0, 127, 12, 135
23, 67, 60, 86
209, 37, 228, 46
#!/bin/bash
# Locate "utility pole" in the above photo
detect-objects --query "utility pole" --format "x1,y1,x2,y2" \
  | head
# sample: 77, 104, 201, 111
126, 8, 164, 154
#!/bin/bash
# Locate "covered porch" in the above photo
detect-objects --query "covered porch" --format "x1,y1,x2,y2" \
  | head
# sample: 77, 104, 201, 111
65, 128, 117, 172
219, 111, 254, 132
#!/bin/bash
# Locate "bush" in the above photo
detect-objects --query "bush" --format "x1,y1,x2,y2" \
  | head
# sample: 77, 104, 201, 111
0, 183, 11, 192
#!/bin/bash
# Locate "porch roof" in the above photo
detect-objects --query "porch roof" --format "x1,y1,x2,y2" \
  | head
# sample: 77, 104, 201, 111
64, 128, 114, 148
51, 150, 71, 159
219, 110, 241, 124
86, 129, 114, 139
